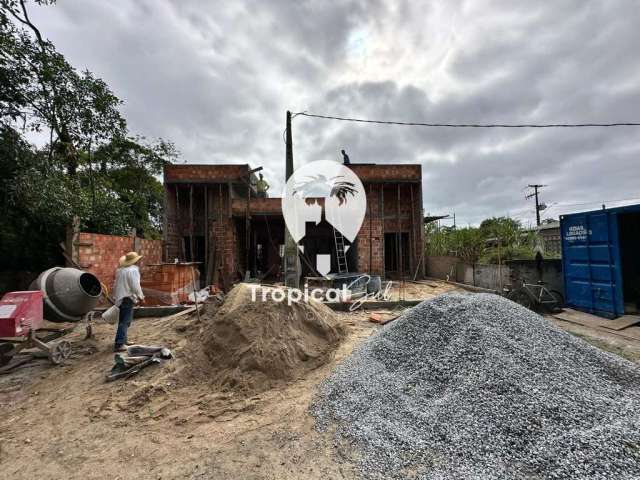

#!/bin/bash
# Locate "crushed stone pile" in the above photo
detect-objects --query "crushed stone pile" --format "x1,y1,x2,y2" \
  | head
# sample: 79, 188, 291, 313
311, 292, 640, 480
186, 283, 344, 393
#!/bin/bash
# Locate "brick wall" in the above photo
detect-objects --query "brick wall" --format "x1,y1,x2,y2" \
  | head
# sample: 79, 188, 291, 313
164, 164, 249, 183
231, 197, 281, 215
140, 263, 199, 305
350, 164, 422, 182
212, 218, 238, 288
76, 232, 163, 291
356, 182, 424, 277
163, 163, 425, 283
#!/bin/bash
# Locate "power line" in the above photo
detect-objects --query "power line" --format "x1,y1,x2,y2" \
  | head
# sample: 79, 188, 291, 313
547, 196, 640, 208
294, 112, 640, 128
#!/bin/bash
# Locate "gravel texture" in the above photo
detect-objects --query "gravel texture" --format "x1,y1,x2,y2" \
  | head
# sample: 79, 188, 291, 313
311, 292, 640, 479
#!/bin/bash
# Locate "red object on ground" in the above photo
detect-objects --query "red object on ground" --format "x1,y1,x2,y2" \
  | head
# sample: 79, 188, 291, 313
0, 291, 44, 337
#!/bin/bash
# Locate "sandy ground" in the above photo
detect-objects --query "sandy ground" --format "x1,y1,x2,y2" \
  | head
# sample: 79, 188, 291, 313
0, 305, 378, 480
2, 280, 639, 479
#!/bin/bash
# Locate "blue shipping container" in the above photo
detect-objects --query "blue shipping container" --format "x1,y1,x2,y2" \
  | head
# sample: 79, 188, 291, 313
560, 203, 640, 318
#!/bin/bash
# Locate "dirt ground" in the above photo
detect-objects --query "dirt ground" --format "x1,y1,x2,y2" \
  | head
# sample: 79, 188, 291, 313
0, 304, 378, 480
2, 280, 639, 480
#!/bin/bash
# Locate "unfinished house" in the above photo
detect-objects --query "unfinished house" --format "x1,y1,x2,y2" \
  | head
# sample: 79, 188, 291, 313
163, 163, 424, 289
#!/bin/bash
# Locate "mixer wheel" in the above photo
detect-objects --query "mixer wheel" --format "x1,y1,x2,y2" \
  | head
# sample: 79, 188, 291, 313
48, 340, 72, 365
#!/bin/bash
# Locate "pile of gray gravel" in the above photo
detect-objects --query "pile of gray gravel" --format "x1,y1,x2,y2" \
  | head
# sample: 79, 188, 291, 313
311, 293, 640, 479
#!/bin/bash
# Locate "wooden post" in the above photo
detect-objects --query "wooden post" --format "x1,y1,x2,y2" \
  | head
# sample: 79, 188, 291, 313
204, 184, 209, 284
246, 178, 251, 277
381, 184, 385, 279
284, 110, 300, 288
65, 216, 81, 267
397, 183, 402, 299
409, 183, 415, 276
368, 184, 372, 273
189, 184, 194, 262
163, 184, 169, 262
418, 176, 425, 277
176, 186, 185, 261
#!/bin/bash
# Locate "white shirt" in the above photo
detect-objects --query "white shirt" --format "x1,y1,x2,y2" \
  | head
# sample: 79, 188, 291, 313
113, 265, 145, 305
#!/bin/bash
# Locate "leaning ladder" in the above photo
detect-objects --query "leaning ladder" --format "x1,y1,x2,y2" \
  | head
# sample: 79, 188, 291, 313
333, 228, 348, 274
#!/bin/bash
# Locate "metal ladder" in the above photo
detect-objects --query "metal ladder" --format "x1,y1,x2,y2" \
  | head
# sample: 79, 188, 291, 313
333, 228, 348, 274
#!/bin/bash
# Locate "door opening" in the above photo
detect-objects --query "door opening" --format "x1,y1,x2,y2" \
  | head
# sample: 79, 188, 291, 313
618, 212, 640, 314
384, 232, 410, 275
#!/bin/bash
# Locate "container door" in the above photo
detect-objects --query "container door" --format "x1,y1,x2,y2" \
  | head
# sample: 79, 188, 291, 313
561, 212, 621, 318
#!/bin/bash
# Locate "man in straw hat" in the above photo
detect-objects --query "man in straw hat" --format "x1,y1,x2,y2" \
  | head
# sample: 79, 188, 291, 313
112, 251, 145, 352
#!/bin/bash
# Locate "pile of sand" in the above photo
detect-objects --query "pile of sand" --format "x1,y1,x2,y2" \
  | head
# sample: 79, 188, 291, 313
185, 283, 344, 393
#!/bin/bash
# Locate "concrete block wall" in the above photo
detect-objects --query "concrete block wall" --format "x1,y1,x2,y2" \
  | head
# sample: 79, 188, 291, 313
425, 255, 459, 280
76, 232, 163, 291
473, 263, 510, 290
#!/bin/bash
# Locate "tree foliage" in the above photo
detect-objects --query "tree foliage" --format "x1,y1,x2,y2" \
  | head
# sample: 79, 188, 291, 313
425, 216, 536, 265
0, 1, 177, 272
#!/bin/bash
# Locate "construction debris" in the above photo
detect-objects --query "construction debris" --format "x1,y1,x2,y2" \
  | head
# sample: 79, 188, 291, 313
311, 292, 640, 480
106, 345, 173, 382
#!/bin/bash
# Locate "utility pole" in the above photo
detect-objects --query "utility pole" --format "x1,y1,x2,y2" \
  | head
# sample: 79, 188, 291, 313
284, 111, 301, 288
525, 184, 547, 226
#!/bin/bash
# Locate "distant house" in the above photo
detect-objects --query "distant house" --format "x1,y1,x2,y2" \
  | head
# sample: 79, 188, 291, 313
537, 220, 561, 256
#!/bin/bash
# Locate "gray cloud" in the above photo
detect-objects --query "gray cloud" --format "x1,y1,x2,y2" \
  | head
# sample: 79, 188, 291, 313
28, 0, 640, 225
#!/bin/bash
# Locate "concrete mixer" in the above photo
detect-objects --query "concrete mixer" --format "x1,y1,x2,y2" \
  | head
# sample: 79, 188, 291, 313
0, 267, 101, 367
29, 267, 102, 322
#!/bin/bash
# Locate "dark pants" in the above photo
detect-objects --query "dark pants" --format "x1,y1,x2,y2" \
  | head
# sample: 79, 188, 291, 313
256, 191, 267, 198
115, 297, 134, 347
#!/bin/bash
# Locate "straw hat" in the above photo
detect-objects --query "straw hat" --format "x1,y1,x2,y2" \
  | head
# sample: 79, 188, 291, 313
119, 251, 143, 267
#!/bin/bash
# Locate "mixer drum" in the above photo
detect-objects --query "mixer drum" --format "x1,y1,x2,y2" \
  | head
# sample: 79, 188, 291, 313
30, 267, 102, 322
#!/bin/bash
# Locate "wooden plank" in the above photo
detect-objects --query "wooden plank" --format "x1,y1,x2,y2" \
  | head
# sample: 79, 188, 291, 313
599, 315, 640, 331
552, 309, 640, 331
163, 305, 198, 322
553, 309, 604, 329
552, 309, 640, 343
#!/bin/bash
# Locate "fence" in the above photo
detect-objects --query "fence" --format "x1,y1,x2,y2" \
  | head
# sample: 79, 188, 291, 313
426, 256, 563, 294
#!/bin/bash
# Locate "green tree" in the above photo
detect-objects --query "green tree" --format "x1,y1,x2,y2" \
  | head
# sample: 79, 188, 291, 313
479, 217, 535, 264
0, 1, 178, 274
0, 0, 126, 173
424, 216, 536, 265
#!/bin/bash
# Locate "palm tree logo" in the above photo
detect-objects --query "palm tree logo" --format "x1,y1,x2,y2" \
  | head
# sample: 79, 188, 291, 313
292, 174, 358, 221
281, 160, 367, 274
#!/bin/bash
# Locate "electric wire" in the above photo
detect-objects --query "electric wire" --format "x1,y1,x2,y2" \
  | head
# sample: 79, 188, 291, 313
293, 112, 640, 128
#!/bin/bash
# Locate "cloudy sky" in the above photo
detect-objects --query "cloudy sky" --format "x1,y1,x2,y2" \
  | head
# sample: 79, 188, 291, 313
30, 0, 640, 226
